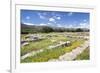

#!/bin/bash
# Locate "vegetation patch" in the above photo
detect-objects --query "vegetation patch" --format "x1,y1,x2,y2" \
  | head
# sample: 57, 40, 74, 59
21, 33, 68, 56
75, 48, 90, 60
21, 40, 84, 63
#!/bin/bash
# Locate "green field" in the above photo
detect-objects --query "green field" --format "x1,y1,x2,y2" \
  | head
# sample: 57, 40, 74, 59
21, 40, 84, 62
75, 48, 90, 60
20, 32, 89, 63
21, 33, 68, 56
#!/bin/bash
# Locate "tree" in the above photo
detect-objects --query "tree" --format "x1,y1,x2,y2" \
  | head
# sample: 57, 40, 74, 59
42, 26, 54, 33
76, 28, 83, 32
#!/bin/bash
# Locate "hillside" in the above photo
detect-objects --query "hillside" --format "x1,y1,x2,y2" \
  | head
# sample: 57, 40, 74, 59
21, 23, 89, 34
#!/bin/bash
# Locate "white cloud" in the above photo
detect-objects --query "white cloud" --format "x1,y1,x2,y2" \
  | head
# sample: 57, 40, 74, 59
57, 24, 62, 27
47, 23, 54, 26
57, 22, 89, 28
26, 16, 30, 20
40, 15, 45, 19
24, 22, 35, 26
64, 24, 74, 28
80, 23, 86, 26
47, 23, 51, 25
83, 19, 87, 22
38, 13, 46, 19
57, 16, 61, 20
78, 22, 89, 28
53, 15, 61, 20
56, 24, 74, 28
47, 23, 53, 25
68, 25, 73, 28
39, 23, 47, 26
68, 12, 73, 16
49, 18, 55, 22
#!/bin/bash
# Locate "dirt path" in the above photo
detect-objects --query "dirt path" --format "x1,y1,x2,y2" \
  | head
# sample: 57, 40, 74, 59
49, 40, 89, 61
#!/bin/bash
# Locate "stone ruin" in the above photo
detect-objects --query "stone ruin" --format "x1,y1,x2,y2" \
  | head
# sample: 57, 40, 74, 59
48, 41, 71, 50
21, 34, 44, 46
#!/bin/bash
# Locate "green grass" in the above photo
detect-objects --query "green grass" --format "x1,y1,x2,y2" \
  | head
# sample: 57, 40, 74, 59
21, 40, 84, 63
21, 34, 68, 56
75, 48, 90, 60
21, 39, 53, 56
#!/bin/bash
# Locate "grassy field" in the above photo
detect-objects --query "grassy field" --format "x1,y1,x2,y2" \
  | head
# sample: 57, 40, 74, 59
21, 33, 68, 56
20, 32, 88, 63
21, 40, 84, 62
75, 48, 90, 60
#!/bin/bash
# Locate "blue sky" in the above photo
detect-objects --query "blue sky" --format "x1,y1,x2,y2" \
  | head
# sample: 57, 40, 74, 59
21, 9, 90, 28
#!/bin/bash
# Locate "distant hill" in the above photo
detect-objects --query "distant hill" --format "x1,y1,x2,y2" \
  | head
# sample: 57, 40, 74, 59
21, 23, 54, 34
21, 23, 89, 34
